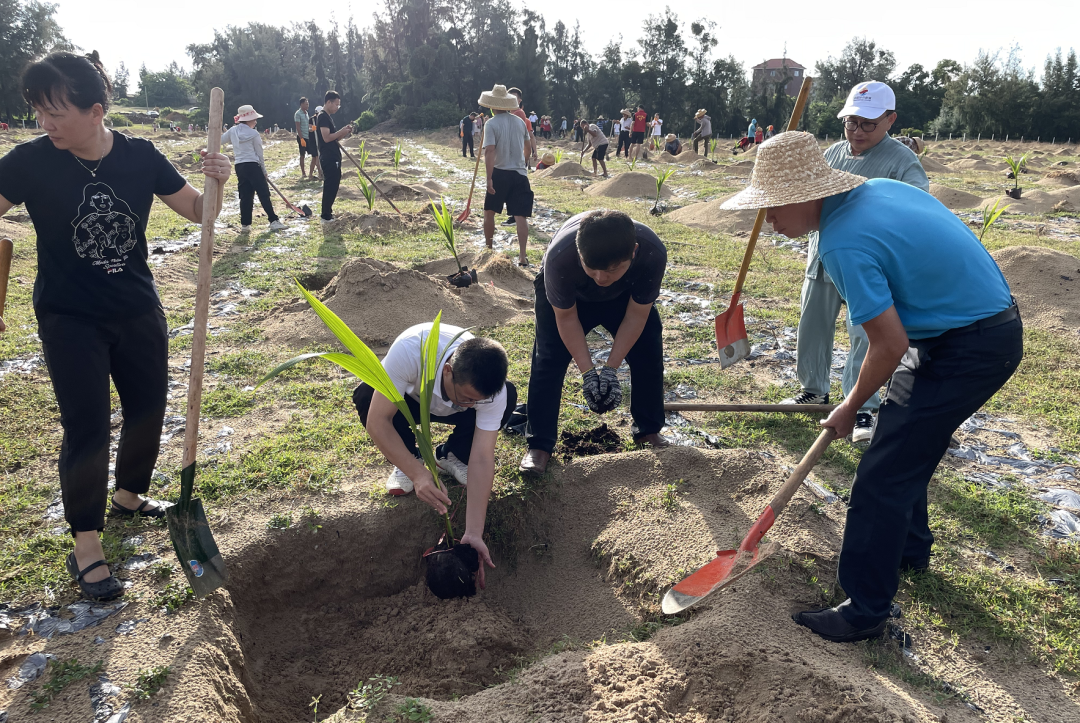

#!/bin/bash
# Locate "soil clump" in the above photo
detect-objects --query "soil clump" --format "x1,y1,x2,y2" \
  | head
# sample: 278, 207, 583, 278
667, 192, 759, 235
930, 183, 986, 209
419, 251, 536, 297
1037, 170, 1080, 187
991, 246, 1080, 334
584, 172, 671, 200
920, 157, 952, 173
674, 149, 700, 163
1001, 187, 1078, 214
264, 257, 532, 347
536, 160, 592, 178
690, 159, 720, 171
949, 158, 999, 172
559, 423, 623, 460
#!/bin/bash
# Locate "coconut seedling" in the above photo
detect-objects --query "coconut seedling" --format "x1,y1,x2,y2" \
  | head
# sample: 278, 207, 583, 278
357, 140, 370, 170
258, 298, 460, 548
357, 171, 385, 211
1004, 153, 1028, 199
432, 197, 476, 287
553, 149, 564, 163
652, 167, 677, 215
979, 198, 1010, 243
393, 142, 403, 179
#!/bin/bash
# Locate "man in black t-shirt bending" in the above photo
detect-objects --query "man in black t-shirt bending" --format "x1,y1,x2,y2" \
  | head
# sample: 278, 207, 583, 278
520, 210, 670, 475
316, 91, 353, 222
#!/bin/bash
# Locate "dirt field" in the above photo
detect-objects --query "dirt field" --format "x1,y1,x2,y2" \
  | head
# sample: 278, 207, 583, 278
1, 126, 1079, 723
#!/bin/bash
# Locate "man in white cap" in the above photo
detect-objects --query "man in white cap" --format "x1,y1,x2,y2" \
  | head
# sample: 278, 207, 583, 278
722, 132, 1021, 643
478, 84, 533, 266
782, 81, 929, 444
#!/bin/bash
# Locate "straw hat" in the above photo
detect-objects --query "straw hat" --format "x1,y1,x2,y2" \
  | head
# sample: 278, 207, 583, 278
478, 84, 520, 111
541, 152, 556, 166
621, 109, 631, 117
720, 132, 865, 210
665, 133, 676, 142
694, 109, 707, 119
234, 105, 262, 123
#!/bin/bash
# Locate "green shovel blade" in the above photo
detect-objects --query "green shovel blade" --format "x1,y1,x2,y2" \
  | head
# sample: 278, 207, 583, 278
166, 463, 228, 598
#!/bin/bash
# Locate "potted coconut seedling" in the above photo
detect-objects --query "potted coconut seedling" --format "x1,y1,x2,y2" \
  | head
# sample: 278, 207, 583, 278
258, 302, 479, 598
432, 197, 477, 287
651, 167, 677, 215
1004, 153, 1028, 199
978, 198, 1010, 244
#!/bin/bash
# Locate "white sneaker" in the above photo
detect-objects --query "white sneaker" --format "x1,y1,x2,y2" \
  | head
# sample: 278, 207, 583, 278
320, 215, 335, 224
240, 225, 251, 232
781, 391, 829, 405
385, 467, 414, 496
268, 220, 287, 231
436, 451, 469, 487
852, 412, 875, 444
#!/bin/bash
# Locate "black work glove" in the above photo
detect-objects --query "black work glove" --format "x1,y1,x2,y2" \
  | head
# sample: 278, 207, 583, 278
596, 365, 622, 411
582, 367, 603, 413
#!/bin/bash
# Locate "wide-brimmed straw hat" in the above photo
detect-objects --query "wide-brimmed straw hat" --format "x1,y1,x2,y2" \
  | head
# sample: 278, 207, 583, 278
720, 132, 865, 210
665, 133, 677, 142
694, 109, 708, 119
541, 152, 556, 166
621, 109, 631, 117
234, 105, 262, 123
478, 85, 520, 111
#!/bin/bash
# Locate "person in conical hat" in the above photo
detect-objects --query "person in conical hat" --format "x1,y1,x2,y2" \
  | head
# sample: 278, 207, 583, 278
693, 109, 712, 158
663, 132, 682, 155
725, 132, 1020, 645
477, 84, 533, 265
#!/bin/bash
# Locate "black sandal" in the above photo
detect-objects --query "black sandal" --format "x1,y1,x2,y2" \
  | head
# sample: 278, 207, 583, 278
110, 497, 167, 519
66, 552, 124, 601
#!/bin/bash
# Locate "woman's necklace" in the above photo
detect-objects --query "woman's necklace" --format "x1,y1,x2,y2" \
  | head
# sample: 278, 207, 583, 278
70, 135, 106, 177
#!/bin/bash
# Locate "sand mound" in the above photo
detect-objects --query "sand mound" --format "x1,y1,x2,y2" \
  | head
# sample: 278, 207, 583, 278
264, 257, 532, 347
1002, 187, 1079, 214
930, 183, 986, 209
658, 151, 676, 162
992, 246, 1080, 333
674, 149, 700, 163
949, 158, 1000, 172
667, 193, 759, 235
419, 251, 536, 297
537, 160, 592, 178
584, 172, 670, 199
326, 210, 436, 236
690, 159, 720, 171
1036, 170, 1080, 187
374, 180, 436, 200
920, 157, 952, 173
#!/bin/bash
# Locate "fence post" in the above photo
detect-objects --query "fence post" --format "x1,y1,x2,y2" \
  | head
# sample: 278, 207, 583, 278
1053, 137, 1056, 145
1005, 134, 1009, 142
978, 133, 981, 141
963, 134, 966, 141
825, 134, 828, 142
935, 132, 939, 141
949, 133, 952, 140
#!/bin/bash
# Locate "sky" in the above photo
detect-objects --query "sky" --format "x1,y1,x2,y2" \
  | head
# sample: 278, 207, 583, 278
55, 0, 1079, 83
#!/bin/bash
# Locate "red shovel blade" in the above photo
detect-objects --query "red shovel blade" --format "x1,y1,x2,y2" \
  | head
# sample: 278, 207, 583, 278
715, 302, 749, 369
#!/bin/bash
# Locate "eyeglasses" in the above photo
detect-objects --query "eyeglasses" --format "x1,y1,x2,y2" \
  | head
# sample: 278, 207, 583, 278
447, 370, 496, 406
842, 116, 890, 133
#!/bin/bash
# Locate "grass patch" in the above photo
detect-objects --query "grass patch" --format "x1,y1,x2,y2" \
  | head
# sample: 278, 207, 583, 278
129, 664, 170, 701
29, 658, 103, 711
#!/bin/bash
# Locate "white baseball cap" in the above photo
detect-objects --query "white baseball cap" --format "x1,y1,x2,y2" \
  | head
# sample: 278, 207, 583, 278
836, 81, 896, 120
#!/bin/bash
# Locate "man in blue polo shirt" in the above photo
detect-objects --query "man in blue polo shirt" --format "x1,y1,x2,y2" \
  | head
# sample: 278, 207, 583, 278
722, 132, 1022, 643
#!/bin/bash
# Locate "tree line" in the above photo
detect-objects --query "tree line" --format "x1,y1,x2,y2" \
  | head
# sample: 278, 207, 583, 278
2, 0, 1078, 143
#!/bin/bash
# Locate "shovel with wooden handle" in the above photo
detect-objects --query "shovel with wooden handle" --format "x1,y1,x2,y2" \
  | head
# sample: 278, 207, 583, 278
456, 124, 486, 225
341, 146, 404, 216
0, 238, 12, 330
266, 176, 311, 217
714, 76, 813, 368
166, 87, 228, 598
662, 428, 836, 614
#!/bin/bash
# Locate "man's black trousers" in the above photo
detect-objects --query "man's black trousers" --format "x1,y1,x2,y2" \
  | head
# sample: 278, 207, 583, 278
37, 308, 169, 533
353, 382, 517, 463
462, 133, 474, 157
320, 157, 342, 220
525, 271, 665, 454
234, 161, 279, 226
837, 308, 1023, 628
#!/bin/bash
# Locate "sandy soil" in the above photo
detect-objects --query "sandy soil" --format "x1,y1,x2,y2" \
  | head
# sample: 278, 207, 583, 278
992, 246, 1080, 334
666, 194, 759, 236
929, 183, 986, 210
584, 173, 671, 200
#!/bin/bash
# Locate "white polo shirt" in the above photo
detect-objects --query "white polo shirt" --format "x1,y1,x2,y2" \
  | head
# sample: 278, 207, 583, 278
381, 323, 508, 431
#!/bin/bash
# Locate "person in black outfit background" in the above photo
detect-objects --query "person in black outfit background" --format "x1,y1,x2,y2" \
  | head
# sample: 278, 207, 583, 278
316, 90, 353, 222
460, 112, 476, 157
0, 52, 232, 601
519, 210, 670, 476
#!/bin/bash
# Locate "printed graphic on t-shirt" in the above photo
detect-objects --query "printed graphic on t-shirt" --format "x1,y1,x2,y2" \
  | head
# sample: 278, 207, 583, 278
71, 182, 139, 273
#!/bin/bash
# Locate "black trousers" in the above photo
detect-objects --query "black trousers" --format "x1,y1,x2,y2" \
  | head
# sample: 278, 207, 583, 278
37, 308, 169, 533
462, 133, 474, 157
616, 131, 631, 157
837, 309, 1023, 627
525, 271, 665, 453
235, 162, 278, 226
320, 156, 342, 220
353, 382, 517, 463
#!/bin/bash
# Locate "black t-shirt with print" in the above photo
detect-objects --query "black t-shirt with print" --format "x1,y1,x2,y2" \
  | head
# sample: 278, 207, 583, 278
316, 111, 340, 163
543, 211, 667, 309
0, 131, 187, 320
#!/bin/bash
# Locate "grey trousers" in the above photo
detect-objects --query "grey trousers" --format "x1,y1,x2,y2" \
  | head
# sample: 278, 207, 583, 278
796, 272, 881, 412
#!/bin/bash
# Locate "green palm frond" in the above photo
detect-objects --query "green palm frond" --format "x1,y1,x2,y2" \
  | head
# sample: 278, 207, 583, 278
653, 167, 676, 210
431, 197, 463, 273
979, 198, 1010, 243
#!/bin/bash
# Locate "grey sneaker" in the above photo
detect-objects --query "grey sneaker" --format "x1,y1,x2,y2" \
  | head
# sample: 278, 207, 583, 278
852, 412, 875, 443
268, 219, 287, 231
781, 390, 829, 405
436, 451, 469, 487
240, 225, 251, 233
501, 216, 516, 226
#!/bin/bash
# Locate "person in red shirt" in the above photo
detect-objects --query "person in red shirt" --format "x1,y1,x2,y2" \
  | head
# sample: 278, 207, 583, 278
629, 105, 648, 161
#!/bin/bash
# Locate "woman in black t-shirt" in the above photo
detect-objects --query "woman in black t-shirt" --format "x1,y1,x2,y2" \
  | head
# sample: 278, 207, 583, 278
0, 53, 231, 601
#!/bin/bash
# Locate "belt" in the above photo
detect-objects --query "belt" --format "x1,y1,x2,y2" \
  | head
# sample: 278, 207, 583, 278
939, 302, 1020, 339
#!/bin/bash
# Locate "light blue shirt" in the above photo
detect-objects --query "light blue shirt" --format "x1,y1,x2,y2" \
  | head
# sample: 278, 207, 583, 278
294, 108, 309, 139
818, 179, 1013, 339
